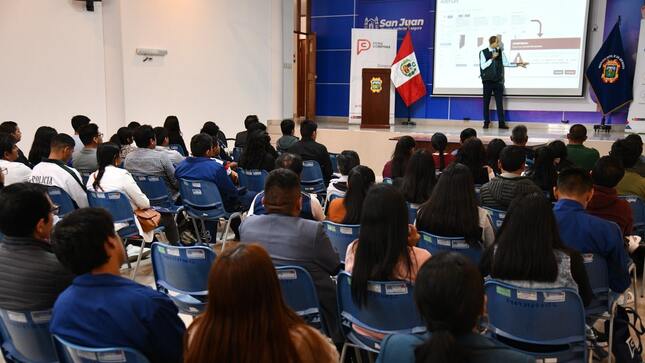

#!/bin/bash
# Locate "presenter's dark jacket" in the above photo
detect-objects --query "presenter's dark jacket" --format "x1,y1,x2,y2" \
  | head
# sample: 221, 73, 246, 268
287, 138, 333, 185
234, 130, 248, 148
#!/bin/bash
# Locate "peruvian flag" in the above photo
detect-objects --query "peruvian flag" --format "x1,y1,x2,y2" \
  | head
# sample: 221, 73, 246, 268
391, 31, 426, 107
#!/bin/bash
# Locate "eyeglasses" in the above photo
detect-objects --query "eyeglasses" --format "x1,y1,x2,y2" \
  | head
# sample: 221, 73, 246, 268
50, 204, 60, 216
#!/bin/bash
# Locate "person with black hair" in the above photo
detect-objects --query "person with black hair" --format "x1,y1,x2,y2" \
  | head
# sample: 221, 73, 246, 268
548, 139, 574, 172
566, 124, 599, 172
383, 136, 416, 179
50, 208, 185, 363
153, 126, 184, 165
455, 138, 491, 185
327, 165, 375, 224
326, 150, 360, 198
480, 192, 592, 307
416, 164, 495, 247
29, 133, 88, 208
127, 121, 141, 130
200, 121, 230, 160
163, 115, 188, 156
510, 125, 535, 163
430, 132, 454, 171
240, 168, 342, 344
612, 138, 645, 200
287, 120, 334, 185
377, 253, 532, 363
239, 129, 275, 172
0, 121, 30, 167
587, 156, 633, 236
460, 128, 477, 143
526, 146, 557, 200
0, 133, 31, 185
480, 146, 541, 210
124, 125, 179, 198
345, 184, 429, 340
485, 138, 506, 175
0, 183, 74, 311
70, 115, 91, 153
277, 119, 299, 152
72, 123, 102, 174
625, 134, 645, 177
109, 127, 136, 159
234, 115, 259, 148
28, 126, 57, 167
394, 150, 436, 205
554, 168, 630, 294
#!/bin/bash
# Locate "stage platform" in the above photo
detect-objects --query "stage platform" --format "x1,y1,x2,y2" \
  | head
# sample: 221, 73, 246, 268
267, 119, 630, 174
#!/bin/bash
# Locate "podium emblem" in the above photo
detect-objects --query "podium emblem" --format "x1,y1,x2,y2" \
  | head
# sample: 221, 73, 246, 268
370, 77, 383, 93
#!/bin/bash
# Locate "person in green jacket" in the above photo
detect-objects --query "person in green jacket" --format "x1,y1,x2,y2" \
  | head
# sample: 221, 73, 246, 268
566, 124, 599, 172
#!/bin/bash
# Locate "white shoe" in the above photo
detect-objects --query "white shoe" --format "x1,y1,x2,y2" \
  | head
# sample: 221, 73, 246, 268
126, 245, 151, 261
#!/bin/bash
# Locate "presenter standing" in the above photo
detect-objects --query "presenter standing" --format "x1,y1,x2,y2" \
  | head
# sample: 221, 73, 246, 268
479, 35, 527, 129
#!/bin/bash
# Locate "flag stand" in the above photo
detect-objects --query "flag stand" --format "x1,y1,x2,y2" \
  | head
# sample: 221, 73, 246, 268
402, 105, 416, 126
594, 114, 612, 133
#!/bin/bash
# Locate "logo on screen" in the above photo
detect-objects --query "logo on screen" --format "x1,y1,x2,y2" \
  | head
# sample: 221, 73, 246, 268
600, 56, 624, 84
370, 77, 383, 93
364, 17, 380, 29
357, 39, 372, 55
400, 59, 418, 77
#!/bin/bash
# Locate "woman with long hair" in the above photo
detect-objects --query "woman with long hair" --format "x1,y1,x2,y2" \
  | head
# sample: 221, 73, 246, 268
239, 129, 275, 172
382, 136, 415, 179
344, 184, 430, 339
377, 252, 532, 363
526, 147, 557, 200
486, 138, 507, 176
416, 163, 495, 247
430, 132, 454, 171
480, 192, 592, 306
548, 139, 575, 172
28, 126, 57, 166
455, 138, 490, 185
326, 165, 375, 224
109, 127, 135, 159
163, 115, 188, 156
184, 244, 338, 363
395, 150, 437, 205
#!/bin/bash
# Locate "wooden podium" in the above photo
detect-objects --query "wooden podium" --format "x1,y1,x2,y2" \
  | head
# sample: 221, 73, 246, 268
361, 68, 391, 129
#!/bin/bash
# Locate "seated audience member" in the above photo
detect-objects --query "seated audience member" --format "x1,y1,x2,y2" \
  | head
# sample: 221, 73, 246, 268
164, 115, 188, 156
480, 146, 542, 210
430, 132, 455, 171
486, 138, 507, 176
153, 126, 185, 165
0, 121, 30, 167
184, 243, 338, 363
383, 136, 416, 179
456, 138, 491, 185
377, 253, 532, 363
345, 184, 430, 340
554, 168, 630, 294
29, 133, 88, 208
450, 128, 478, 157
200, 121, 230, 160
248, 122, 279, 159
416, 164, 495, 247
326, 150, 360, 198
276, 118, 299, 152
480, 192, 592, 307
526, 146, 558, 200
612, 138, 645, 200
587, 156, 633, 236
28, 126, 57, 167
0, 134, 31, 185
394, 150, 437, 206
510, 125, 535, 162
109, 127, 136, 159
327, 165, 375, 224
239, 129, 275, 172
127, 121, 140, 130
248, 153, 324, 221
549, 139, 575, 172
234, 114, 259, 148
50, 208, 185, 363
72, 123, 102, 174
566, 124, 599, 172
0, 183, 74, 311
240, 169, 342, 343
70, 115, 91, 153
625, 134, 645, 177
287, 120, 333, 185
124, 125, 179, 198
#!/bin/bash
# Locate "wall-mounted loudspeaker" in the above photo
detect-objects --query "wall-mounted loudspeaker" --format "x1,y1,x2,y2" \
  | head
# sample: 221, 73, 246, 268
76, 0, 102, 12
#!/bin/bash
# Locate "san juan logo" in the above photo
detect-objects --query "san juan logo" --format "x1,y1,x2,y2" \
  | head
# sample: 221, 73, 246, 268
600, 56, 624, 84
370, 77, 383, 93
400, 59, 418, 77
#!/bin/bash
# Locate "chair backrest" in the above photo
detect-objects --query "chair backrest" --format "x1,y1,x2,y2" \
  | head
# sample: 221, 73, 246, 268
417, 231, 482, 265
482, 206, 506, 231
276, 266, 324, 330
46, 186, 77, 217
133, 175, 173, 208
336, 272, 425, 336
618, 195, 645, 230
232, 147, 243, 162
407, 203, 419, 224
322, 221, 359, 262
382, 178, 393, 185
329, 153, 340, 174
87, 191, 138, 238
53, 335, 150, 363
485, 280, 586, 352
81, 172, 91, 187
178, 179, 228, 220
151, 242, 216, 297
301, 161, 326, 195
238, 168, 268, 193
168, 144, 186, 156
0, 308, 57, 363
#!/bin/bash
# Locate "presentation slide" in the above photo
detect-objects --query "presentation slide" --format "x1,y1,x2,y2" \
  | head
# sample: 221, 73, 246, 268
433, 0, 590, 97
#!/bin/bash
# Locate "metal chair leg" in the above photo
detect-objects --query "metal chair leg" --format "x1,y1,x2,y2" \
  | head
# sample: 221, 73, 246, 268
630, 264, 639, 309
191, 218, 202, 244
339, 343, 347, 363
124, 238, 132, 269
607, 301, 618, 363
129, 239, 146, 281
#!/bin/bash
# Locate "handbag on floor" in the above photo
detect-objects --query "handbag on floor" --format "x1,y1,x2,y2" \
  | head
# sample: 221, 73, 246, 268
605, 306, 644, 363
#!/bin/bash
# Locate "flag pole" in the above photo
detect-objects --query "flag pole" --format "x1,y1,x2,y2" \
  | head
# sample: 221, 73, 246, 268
401, 26, 416, 126
594, 16, 621, 134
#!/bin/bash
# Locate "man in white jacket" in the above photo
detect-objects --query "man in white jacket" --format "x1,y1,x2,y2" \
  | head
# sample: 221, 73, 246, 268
29, 134, 88, 208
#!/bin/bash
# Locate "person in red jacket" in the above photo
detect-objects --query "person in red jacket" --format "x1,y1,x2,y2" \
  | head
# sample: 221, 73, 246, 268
587, 156, 633, 236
